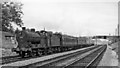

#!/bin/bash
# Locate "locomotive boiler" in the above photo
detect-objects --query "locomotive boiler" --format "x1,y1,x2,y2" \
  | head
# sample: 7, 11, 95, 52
12, 27, 94, 57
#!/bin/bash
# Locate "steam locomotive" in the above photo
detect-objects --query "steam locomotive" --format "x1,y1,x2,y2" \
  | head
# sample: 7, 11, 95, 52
12, 27, 94, 57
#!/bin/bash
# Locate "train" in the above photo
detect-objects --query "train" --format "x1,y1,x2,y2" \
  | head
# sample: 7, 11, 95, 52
12, 27, 94, 57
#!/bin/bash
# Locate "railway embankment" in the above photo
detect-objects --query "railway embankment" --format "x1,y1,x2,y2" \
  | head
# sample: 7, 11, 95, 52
98, 42, 119, 67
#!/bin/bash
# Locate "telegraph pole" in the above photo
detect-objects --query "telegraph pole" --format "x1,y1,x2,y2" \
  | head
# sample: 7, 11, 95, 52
118, 1, 120, 63
95, 36, 97, 45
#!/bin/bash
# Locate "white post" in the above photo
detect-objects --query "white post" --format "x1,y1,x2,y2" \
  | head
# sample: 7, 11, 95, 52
96, 36, 97, 45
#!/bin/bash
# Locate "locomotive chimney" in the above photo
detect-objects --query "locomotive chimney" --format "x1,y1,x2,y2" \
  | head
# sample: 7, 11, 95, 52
31, 28, 35, 32
22, 27, 26, 31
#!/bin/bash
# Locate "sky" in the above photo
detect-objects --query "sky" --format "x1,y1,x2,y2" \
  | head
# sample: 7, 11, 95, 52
2, 0, 119, 36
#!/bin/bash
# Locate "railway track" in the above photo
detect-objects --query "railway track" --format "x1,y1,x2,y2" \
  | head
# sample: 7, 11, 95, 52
1, 46, 99, 65
21, 45, 104, 68
1, 55, 20, 64
2, 54, 46, 64
64, 45, 106, 68
2, 54, 47, 64
1, 55, 27, 64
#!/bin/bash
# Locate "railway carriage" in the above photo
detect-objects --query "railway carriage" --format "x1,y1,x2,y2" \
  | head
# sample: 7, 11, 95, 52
78, 37, 94, 47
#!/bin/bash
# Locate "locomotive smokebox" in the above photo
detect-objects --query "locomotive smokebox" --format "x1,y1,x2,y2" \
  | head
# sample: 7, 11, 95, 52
22, 27, 26, 30
31, 28, 35, 32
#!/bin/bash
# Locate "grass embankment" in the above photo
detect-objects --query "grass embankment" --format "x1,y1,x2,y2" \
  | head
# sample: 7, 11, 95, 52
109, 41, 119, 53
0, 31, 18, 57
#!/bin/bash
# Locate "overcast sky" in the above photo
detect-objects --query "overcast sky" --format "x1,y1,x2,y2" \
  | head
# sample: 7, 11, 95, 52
11, 0, 119, 36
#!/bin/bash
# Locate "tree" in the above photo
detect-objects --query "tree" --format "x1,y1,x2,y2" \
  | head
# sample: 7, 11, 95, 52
1, 1, 23, 32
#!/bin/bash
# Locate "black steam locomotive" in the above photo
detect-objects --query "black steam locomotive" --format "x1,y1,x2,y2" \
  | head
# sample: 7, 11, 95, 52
12, 27, 94, 57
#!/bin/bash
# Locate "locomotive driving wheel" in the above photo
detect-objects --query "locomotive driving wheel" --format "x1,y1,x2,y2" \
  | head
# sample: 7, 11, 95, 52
26, 49, 36, 57
19, 51, 25, 58
36, 49, 42, 56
